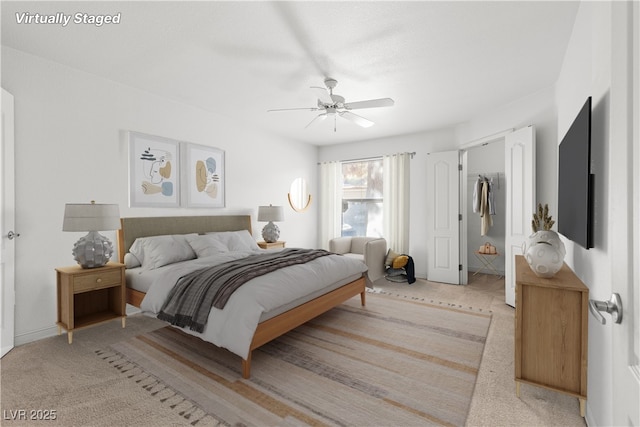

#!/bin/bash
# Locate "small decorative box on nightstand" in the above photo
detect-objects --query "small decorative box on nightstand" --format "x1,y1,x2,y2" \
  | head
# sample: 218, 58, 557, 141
257, 241, 285, 249
55, 262, 126, 344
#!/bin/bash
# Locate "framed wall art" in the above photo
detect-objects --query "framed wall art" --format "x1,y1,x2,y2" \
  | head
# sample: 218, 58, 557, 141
181, 143, 225, 208
128, 132, 180, 208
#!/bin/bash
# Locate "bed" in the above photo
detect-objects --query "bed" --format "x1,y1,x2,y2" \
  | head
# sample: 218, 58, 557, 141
117, 215, 367, 378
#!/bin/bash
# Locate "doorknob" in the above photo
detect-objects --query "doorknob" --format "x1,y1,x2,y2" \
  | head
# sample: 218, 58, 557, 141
589, 293, 622, 324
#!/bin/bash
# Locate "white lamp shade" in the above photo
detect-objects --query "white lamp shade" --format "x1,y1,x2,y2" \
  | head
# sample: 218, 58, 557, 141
63, 203, 121, 232
258, 205, 284, 222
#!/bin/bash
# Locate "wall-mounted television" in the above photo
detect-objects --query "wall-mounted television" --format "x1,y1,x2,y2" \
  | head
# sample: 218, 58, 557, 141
558, 96, 593, 249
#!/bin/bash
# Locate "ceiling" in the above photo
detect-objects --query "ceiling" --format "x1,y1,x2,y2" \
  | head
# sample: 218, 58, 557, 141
1, 1, 579, 145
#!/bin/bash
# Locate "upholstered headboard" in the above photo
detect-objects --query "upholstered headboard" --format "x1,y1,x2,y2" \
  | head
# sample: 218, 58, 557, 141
117, 215, 252, 263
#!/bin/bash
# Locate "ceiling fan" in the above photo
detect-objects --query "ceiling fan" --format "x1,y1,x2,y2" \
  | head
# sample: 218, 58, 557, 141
267, 78, 394, 132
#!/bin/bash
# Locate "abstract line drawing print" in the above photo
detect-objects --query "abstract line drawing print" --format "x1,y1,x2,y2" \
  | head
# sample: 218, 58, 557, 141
129, 132, 180, 208
140, 147, 174, 196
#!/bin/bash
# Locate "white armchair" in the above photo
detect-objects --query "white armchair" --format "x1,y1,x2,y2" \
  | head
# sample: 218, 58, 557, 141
329, 236, 387, 285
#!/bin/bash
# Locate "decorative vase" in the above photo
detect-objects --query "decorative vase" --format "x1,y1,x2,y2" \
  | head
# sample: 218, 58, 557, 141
522, 230, 566, 278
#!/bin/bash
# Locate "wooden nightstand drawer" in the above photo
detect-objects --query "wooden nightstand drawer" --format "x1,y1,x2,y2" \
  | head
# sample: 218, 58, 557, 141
74, 269, 122, 293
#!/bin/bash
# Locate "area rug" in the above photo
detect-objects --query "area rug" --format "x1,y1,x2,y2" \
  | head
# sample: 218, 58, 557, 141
97, 292, 491, 426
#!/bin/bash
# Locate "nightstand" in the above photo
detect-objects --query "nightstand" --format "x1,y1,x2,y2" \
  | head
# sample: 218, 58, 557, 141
55, 262, 126, 344
257, 241, 285, 249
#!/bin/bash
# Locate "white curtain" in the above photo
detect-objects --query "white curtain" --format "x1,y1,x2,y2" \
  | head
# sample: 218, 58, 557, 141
383, 153, 411, 254
319, 161, 342, 250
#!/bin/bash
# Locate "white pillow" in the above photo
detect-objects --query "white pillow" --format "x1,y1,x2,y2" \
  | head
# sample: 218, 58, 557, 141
124, 252, 141, 269
205, 230, 260, 252
185, 234, 229, 258
128, 234, 197, 270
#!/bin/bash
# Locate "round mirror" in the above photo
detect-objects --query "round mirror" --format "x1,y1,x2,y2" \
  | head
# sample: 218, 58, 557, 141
288, 178, 311, 212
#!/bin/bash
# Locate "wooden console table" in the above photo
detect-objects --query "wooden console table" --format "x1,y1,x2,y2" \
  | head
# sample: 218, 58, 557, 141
514, 255, 588, 417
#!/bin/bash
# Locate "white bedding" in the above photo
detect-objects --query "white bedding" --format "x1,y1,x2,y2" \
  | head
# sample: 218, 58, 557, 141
138, 249, 368, 360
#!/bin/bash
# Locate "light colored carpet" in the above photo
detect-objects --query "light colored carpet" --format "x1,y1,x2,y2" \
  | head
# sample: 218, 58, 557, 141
373, 274, 587, 427
1, 273, 587, 426
98, 292, 491, 426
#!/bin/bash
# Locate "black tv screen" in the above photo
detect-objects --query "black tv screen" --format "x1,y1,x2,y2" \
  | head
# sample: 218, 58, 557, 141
558, 96, 593, 249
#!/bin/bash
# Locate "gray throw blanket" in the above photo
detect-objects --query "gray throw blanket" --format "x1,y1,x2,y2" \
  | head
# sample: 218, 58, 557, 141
157, 248, 331, 332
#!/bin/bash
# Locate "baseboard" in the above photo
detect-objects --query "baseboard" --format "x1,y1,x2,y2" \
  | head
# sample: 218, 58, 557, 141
13, 305, 141, 348
14, 325, 59, 346
468, 267, 505, 276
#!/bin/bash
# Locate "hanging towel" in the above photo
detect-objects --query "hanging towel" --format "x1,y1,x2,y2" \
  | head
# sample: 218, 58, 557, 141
488, 179, 496, 215
472, 178, 482, 213
480, 180, 493, 236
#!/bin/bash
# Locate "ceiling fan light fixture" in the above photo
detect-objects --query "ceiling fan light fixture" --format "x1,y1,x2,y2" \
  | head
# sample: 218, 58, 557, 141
268, 78, 394, 131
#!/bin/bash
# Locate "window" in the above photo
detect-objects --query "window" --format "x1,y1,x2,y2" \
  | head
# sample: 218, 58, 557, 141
341, 159, 383, 237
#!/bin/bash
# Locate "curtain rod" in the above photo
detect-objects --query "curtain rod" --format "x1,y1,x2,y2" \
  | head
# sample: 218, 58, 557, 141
318, 152, 416, 165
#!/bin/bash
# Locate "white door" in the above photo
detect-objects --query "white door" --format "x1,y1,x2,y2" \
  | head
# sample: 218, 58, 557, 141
504, 126, 535, 307
426, 151, 460, 284
1, 88, 16, 357
611, 1, 640, 422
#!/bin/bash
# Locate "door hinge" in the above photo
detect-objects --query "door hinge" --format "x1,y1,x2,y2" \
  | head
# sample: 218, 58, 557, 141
459, 264, 463, 271
459, 214, 462, 221
458, 164, 463, 171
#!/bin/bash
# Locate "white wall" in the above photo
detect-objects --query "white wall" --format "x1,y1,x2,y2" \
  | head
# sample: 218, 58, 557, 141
2, 48, 319, 345
318, 128, 457, 278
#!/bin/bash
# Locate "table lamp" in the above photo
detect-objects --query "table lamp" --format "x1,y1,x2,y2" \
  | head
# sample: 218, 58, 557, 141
257, 204, 284, 243
63, 201, 120, 268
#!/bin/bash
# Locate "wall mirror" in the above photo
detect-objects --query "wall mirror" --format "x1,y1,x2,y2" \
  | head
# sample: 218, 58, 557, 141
288, 178, 311, 212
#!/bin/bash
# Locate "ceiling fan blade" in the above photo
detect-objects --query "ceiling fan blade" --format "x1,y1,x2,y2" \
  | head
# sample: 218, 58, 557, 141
304, 113, 328, 129
339, 111, 374, 128
267, 107, 320, 112
310, 86, 334, 105
344, 98, 395, 110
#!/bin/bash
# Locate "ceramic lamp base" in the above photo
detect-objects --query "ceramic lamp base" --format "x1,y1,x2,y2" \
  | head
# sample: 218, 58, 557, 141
261, 221, 280, 243
72, 231, 114, 269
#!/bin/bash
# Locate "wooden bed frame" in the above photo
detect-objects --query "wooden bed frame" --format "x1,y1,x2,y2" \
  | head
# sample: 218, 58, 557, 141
117, 215, 366, 378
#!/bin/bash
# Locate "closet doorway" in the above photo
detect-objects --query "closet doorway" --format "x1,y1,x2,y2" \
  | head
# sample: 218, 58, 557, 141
460, 126, 535, 307
426, 126, 535, 307
461, 141, 506, 286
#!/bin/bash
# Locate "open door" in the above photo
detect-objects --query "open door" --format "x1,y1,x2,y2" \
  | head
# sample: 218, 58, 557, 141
1, 88, 16, 357
504, 126, 535, 307
426, 150, 461, 284
610, 2, 640, 422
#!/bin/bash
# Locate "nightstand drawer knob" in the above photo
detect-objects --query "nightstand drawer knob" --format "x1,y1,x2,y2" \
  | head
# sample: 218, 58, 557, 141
96, 278, 102, 283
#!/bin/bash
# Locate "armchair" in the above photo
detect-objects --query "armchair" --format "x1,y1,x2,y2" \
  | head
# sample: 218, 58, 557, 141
329, 236, 387, 285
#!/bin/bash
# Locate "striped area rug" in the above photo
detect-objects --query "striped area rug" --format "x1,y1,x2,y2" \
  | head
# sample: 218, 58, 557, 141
97, 292, 491, 426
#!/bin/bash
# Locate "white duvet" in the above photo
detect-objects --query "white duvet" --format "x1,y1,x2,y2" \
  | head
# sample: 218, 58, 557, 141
140, 250, 367, 360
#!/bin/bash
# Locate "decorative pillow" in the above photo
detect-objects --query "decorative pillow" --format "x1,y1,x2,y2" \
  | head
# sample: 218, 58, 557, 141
385, 249, 401, 267
124, 252, 141, 269
129, 234, 197, 270
185, 234, 229, 258
392, 255, 409, 269
203, 230, 260, 252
